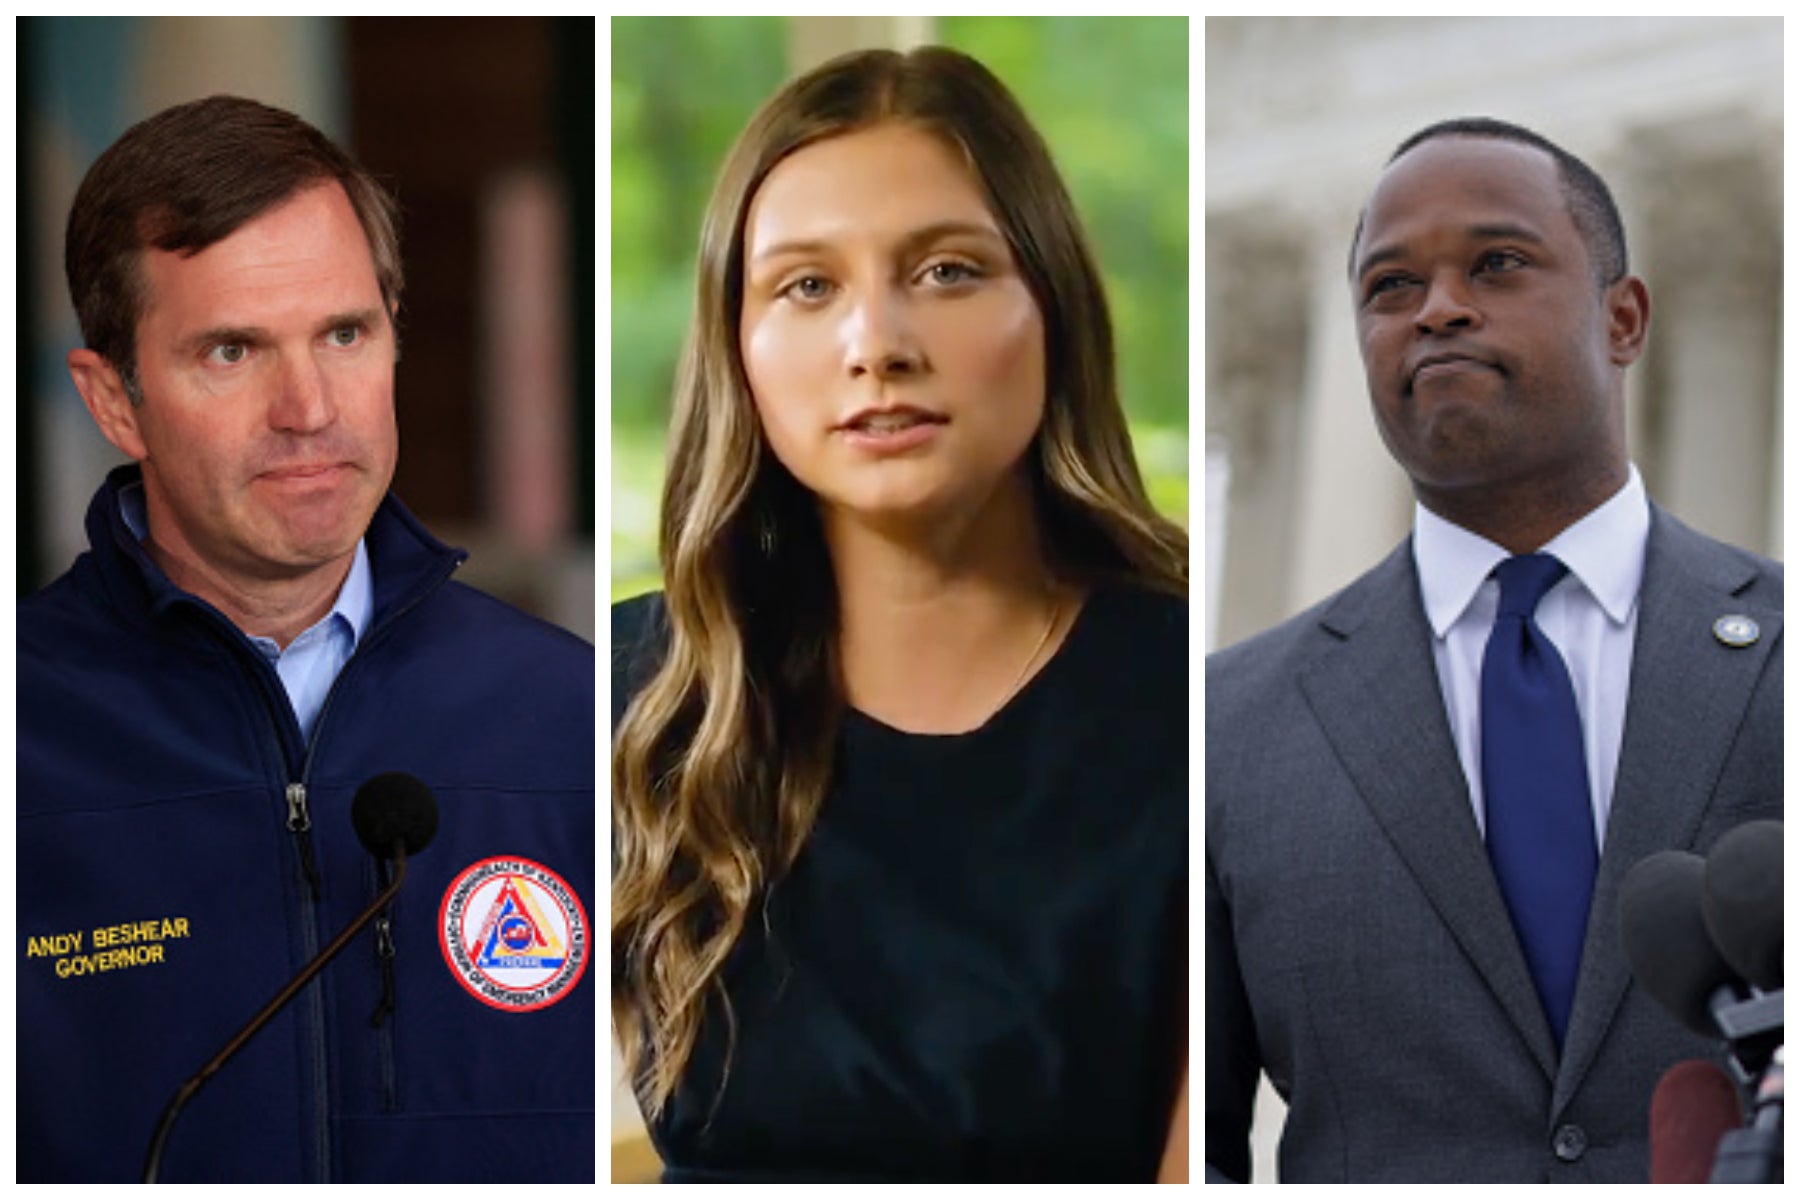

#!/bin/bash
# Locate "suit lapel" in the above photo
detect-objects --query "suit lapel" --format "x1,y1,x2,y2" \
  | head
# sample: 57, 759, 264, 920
1553, 508, 1782, 1111
1298, 542, 1559, 1079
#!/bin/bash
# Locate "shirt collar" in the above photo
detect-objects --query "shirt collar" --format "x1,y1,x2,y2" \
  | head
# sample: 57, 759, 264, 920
1414, 462, 1649, 637
119, 478, 150, 542
118, 477, 374, 649
334, 539, 375, 647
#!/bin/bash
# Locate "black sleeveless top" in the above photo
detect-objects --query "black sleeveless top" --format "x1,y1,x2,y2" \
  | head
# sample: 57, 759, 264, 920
611, 585, 1187, 1182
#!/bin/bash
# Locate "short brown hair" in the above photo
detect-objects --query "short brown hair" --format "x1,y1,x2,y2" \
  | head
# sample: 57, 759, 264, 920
64, 94, 403, 399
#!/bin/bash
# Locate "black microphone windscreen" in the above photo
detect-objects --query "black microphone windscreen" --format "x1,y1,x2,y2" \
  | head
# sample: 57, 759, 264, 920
1702, 820, 1783, 990
1619, 850, 1739, 1035
1649, 1058, 1743, 1184
351, 773, 440, 859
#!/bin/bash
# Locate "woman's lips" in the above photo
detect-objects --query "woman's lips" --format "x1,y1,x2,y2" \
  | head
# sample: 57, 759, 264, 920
835, 411, 947, 453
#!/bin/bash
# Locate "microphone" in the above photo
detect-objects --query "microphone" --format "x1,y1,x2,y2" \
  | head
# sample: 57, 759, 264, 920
1619, 850, 1742, 1036
352, 771, 439, 860
1623, 831, 1785, 1184
1649, 1059, 1743, 1183
1710, 1046, 1784, 1183
1702, 820, 1782, 991
1619, 849, 1780, 1078
1703, 821, 1787, 1183
141, 774, 439, 1183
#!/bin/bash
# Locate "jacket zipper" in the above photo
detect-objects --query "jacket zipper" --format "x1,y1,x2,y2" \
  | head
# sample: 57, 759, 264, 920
248, 694, 329, 1183
285, 782, 322, 898
273, 767, 330, 1182
371, 912, 396, 1026
289, 561, 460, 1127
370, 910, 399, 1111
152, 507, 465, 1182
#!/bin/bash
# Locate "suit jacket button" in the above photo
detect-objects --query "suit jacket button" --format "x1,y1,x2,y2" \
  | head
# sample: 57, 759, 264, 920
1553, 1124, 1588, 1162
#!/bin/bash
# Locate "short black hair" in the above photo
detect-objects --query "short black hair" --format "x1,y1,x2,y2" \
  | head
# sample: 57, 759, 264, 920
1350, 117, 1628, 287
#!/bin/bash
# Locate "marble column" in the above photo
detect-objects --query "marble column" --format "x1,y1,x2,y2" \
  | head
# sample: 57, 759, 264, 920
1204, 208, 1311, 649
1628, 124, 1781, 555
1287, 206, 1412, 616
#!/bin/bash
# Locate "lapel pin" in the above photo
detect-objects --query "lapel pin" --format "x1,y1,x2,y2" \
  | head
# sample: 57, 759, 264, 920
1713, 615, 1760, 648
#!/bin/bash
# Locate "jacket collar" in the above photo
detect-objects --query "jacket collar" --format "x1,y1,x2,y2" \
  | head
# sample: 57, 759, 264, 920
84, 462, 466, 636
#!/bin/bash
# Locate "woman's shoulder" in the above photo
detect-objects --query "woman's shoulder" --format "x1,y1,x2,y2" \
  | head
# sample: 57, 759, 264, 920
1108, 578, 1186, 621
611, 589, 667, 650
610, 590, 670, 726
1031, 578, 1186, 718
1083, 579, 1187, 658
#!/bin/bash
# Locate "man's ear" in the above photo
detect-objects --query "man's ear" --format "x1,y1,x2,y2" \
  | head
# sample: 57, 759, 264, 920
68, 349, 148, 461
1605, 275, 1651, 368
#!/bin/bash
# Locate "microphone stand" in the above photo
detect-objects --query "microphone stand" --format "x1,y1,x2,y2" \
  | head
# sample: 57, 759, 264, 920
141, 844, 411, 1184
1710, 1046, 1784, 1184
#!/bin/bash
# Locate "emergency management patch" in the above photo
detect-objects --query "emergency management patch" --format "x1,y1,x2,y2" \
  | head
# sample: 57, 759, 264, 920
438, 856, 588, 1012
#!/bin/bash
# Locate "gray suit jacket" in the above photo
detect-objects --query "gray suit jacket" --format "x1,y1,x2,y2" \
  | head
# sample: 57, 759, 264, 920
1205, 506, 1782, 1182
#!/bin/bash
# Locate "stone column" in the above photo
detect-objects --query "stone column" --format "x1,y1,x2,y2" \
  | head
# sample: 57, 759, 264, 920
1204, 208, 1312, 648
1287, 205, 1412, 616
1626, 120, 1780, 554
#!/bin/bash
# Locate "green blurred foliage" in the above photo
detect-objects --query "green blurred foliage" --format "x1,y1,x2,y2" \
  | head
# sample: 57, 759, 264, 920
610, 17, 1189, 599
611, 16, 788, 431
942, 16, 1189, 430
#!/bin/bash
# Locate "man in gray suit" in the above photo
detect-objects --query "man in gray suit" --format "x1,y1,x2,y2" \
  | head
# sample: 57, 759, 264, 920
1205, 119, 1782, 1182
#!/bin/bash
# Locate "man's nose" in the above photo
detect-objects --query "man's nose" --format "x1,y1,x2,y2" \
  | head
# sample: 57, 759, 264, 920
843, 286, 925, 380
268, 353, 337, 433
1414, 271, 1482, 335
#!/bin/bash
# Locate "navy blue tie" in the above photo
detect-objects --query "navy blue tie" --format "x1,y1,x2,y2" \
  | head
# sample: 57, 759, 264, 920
1481, 553, 1597, 1048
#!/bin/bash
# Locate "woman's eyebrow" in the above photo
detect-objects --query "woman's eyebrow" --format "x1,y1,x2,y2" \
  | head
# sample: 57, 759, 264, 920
748, 219, 1006, 267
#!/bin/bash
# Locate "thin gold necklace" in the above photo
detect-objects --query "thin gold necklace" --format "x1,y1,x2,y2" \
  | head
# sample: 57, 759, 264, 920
994, 586, 1061, 711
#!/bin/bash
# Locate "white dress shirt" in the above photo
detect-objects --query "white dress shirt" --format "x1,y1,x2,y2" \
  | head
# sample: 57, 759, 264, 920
1413, 464, 1649, 847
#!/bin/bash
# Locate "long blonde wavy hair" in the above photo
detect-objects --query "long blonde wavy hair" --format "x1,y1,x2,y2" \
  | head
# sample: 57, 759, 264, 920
612, 45, 1189, 1121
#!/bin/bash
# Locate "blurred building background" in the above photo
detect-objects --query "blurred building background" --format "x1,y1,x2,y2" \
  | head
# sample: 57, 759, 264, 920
608, 14, 1188, 1178
610, 14, 1190, 602
19, 16, 595, 641
1206, 15, 1781, 1181
1207, 16, 1781, 657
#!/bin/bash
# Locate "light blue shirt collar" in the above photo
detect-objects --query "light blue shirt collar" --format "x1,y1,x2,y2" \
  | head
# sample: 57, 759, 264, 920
118, 479, 372, 643
1415, 462, 1649, 638
245, 543, 370, 740
119, 479, 151, 542
278, 538, 374, 650
118, 479, 373, 739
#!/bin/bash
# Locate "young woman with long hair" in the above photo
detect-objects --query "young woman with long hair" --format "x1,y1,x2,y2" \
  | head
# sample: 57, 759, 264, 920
612, 45, 1188, 1182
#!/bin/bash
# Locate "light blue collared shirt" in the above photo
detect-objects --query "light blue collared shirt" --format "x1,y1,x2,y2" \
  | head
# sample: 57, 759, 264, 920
1414, 463, 1649, 847
120, 483, 373, 741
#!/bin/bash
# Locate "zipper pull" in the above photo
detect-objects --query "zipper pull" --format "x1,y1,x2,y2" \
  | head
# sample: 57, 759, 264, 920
285, 781, 312, 832
374, 913, 395, 959
370, 911, 397, 1028
285, 782, 321, 895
